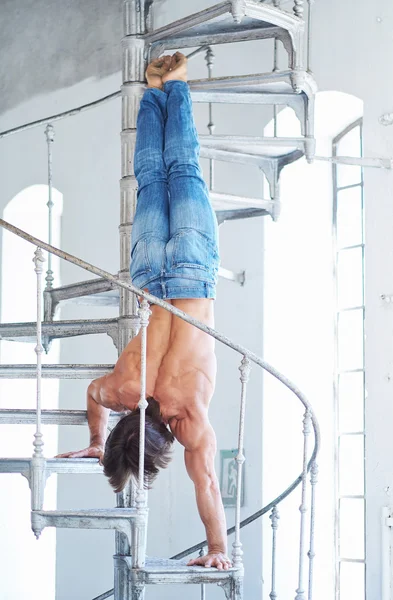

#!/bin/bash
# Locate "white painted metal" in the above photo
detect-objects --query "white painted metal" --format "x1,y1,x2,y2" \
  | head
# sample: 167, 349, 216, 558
33, 247, 45, 459
0, 409, 121, 426
0, 1, 323, 598
270, 506, 280, 600
293, 0, 304, 20
0, 217, 320, 597
295, 409, 312, 600
44, 124, 55, 291
232, 356, 251, 569
306, 0, 314, 73
0, 364, 113, 379
199, 547, 207, 600
205, 46, 215, 194
146, 0, 304, 71
0, 457, 103, 475
0, 218, 321, 430
308, 461, 318, 600
30, 247, 46, 512
0, 317, 121, 343
31, 508, 141, 545
136, 299, 151, 510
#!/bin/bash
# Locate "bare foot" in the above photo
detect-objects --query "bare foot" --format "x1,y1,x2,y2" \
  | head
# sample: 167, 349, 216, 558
146, 55, 172, 89
162, 52, 188, 84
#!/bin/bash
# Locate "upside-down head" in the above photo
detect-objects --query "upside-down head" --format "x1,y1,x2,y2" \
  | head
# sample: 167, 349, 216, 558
103, 397, 174, 493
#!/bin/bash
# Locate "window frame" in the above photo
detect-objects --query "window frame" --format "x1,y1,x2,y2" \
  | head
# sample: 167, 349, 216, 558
332, 117, 366, 600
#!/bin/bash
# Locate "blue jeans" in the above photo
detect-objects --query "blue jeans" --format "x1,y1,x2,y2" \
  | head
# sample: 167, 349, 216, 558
130, 80, 219, 300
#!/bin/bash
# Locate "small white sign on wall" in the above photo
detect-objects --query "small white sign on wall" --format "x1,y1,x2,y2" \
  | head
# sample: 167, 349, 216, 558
220, 449, 245, 508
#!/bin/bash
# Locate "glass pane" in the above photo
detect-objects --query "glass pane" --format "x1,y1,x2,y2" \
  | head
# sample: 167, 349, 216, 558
336, 126, 362, 158
338, 309, 364, 371
336, 125, 362, 187
337, 247, 364, 309
339, 435, 365, 495
338, 372, 365, 432
340, 561, 365, 600
336, 187, 363, 249
340, 498, 365, 559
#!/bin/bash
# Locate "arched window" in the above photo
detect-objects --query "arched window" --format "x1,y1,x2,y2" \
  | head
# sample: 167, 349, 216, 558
0, 184, 63, 600
262, 92, 363, 600
333, 119, 365, 600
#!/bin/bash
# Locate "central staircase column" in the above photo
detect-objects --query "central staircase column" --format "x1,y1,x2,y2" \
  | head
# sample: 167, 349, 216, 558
116, 1, 147, 599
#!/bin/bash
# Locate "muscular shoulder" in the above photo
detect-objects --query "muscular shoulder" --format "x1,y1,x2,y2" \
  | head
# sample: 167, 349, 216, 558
89, 374, 137, 412
169, 405, 211, 451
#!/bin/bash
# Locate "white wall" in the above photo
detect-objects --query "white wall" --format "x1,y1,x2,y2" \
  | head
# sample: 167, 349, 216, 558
0, 0, 392, 599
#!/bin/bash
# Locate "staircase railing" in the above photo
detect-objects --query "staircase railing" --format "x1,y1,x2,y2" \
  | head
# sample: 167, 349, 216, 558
0, 3, 319, 598
0, 216, 320, 600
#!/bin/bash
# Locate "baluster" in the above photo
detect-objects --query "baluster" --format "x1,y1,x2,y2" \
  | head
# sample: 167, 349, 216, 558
306, 0, 314, 73
199, 547, 206, 600
31, 247, 46, 514
44, 124, 55, 291
270, 506, 280, 600
33, 247, 45, 458
273, 0, 281, 137
232, 356, 251, 568
295, 409, 312, 600
307, 461, 318, 600
135, 299, 151, 509
205, 47, 215, 191
231, 0, 245, 24
293, 0, 304, 19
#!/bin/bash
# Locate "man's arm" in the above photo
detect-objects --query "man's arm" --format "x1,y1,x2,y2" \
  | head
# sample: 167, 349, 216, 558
174, 412, 231, 570
56, 382, 110, 462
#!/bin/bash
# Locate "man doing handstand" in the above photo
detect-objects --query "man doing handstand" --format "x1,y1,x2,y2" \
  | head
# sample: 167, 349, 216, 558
58, 53, 231, 570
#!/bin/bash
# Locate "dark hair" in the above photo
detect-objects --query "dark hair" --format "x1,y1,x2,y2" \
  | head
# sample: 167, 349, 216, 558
103, 397, 174, 493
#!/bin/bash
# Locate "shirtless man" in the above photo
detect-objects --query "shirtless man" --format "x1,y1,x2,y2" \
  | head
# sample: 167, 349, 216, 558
58, 53, 231, 571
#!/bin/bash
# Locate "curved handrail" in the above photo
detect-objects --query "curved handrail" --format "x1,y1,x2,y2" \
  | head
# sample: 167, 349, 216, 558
0, 217, 320, 596
0, 217, 320, 445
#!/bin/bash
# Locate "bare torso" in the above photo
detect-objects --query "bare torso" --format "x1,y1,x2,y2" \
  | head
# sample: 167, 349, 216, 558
90, 299, 216, 436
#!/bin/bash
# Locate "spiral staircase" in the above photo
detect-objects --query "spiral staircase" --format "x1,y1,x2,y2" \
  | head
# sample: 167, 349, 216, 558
0, 1, 320, 599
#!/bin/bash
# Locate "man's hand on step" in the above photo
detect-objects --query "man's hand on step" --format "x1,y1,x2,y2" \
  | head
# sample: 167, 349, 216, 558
55, 444, 105, 464
187, 552, 232, 571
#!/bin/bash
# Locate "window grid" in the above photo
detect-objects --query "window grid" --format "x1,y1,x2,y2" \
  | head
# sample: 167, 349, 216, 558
333, 119, 365, 600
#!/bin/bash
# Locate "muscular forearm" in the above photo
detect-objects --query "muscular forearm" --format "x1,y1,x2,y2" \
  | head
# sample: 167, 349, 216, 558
194, 476, 227, 554
87, 392, 109, 449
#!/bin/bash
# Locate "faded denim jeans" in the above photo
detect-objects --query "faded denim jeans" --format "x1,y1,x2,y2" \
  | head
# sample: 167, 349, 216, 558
131, 80, 219, 300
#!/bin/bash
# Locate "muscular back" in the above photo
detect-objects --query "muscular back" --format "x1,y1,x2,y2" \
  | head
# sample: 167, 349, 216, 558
93, 299, 216, 440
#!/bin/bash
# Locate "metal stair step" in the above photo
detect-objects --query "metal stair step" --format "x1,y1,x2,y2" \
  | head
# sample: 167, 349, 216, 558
131, 556, 241, 584
0, 409, 121, 426
0, 317, 127, 343
44, 278, 119, 312
43, 253, 257, 312
0, 364, 114, 379
211, 191, 273, 211
145, 0, 301, 66
31, 508, 143, 542
0, 457, 104, 475
190, 70, 316, 140
190, 69, 317, 101
216, 207, 273, 224
200, 134, 306, 165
